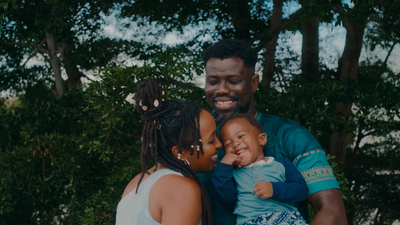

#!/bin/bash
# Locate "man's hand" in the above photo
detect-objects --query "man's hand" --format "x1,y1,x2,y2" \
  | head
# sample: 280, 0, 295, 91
220, 153, 243, 167
253, 181, 273, 199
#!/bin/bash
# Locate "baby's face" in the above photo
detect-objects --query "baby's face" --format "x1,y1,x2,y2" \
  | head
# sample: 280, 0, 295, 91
220, 118, 266, 166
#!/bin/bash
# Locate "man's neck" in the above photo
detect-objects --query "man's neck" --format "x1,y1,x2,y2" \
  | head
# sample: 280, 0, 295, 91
247, 107, 257, 118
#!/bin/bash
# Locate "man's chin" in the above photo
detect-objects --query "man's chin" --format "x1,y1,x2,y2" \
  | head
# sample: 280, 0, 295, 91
210, 103, 250, 124
211, 108, 235, 124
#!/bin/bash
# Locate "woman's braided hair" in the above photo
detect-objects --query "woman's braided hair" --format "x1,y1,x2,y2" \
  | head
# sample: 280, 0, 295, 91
135, 79, 213, 225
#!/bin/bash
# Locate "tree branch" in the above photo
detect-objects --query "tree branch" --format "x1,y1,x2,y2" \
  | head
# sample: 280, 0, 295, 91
279, 3, 308, 31
383, 40, 399, 68
257, 1, 309, 47
4, 39, 49, 54
113, 127, 135, 138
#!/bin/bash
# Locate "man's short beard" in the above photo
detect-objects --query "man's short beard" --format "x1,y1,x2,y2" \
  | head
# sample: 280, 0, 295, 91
211, 101, 250, 124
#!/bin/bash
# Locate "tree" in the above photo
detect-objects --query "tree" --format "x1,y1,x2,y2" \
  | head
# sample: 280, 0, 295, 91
121, 0, 311, 89
0, 0, 139, 96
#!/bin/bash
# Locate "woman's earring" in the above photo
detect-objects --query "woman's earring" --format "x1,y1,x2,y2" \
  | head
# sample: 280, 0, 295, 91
177, 153, 182, 160
184, 159, 190, 166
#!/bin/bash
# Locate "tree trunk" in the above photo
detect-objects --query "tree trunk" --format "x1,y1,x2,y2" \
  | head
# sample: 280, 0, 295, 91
301, 15, 320, 82
60, 43, 83, 90
261, 0, 283, 89
226, 0, 252, 41
64, 61, 83, 89
46, 32, 65, 97
329, 16, 368, 170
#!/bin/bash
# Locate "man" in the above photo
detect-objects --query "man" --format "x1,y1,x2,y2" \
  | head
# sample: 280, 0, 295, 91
198, 39, 347, 225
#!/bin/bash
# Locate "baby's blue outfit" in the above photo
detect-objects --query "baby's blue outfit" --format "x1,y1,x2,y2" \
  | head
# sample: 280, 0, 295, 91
212, 157, 308, 225
116, 169, 182, 225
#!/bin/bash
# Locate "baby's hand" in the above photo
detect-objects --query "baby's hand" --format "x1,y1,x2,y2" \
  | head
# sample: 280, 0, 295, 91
220, 153, 243, 167
253, 181, 273, 199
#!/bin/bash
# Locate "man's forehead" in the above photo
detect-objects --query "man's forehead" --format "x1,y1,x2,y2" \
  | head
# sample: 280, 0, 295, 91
205, 58, 254, 77
205, 57, 244, 67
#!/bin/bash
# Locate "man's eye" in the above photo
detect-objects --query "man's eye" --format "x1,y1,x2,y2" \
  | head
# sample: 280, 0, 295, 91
207, 80, 218, 85
229, 80, 241, 84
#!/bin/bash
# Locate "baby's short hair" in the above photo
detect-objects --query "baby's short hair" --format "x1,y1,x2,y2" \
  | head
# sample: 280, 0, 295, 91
219, 113, 263, 134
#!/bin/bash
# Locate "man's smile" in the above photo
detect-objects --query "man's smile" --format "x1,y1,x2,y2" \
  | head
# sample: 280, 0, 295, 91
213, 96, 238, 111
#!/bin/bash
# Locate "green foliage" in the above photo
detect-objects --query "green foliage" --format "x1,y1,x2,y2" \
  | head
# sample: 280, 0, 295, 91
0, 47, 205, 224
0, 0, 142, 95
0, 0, 13, 35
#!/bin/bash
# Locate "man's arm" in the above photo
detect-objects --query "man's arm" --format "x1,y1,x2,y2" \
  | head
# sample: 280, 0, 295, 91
278, 122, 347, 223
308, 189, 348, 225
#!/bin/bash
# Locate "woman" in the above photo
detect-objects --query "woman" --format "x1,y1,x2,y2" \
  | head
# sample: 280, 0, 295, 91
116, 79, 222, 225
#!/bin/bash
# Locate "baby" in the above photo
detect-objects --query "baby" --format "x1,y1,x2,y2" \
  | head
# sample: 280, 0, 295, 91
212, 113, 309, 225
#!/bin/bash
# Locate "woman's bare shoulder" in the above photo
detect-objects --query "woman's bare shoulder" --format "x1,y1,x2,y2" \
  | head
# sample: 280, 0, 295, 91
152, 174, 201, 204
120, 166, 156, 199
149, 173, 202, 224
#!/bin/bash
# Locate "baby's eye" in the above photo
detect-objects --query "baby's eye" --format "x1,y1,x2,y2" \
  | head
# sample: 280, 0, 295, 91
239, 134, 245, 139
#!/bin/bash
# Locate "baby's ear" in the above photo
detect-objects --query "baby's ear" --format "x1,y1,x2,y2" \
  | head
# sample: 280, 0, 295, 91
258, 133, 267, 146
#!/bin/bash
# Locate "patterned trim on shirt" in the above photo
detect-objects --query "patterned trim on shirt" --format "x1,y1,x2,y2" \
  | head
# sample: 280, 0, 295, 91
293, 150, 336, 185
292, 149, 325, 163
301, 166, 336, 185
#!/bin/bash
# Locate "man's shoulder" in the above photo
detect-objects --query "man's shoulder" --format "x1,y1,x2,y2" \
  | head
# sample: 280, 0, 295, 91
258, 112, 322, 158
258, 112, 306, 134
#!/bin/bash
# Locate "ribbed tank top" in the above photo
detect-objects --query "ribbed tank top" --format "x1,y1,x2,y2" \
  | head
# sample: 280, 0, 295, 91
116, 169, 182, 225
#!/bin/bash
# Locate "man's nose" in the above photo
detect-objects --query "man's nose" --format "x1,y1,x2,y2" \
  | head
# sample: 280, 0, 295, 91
214, 82, 230, 95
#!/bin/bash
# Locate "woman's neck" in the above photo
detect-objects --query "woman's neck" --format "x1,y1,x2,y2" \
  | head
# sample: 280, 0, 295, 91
155, 163, 167, 171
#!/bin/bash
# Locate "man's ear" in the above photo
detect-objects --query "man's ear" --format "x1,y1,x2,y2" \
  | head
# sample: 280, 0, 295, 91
251, 74, 259, 93
258, 133, 267, 146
